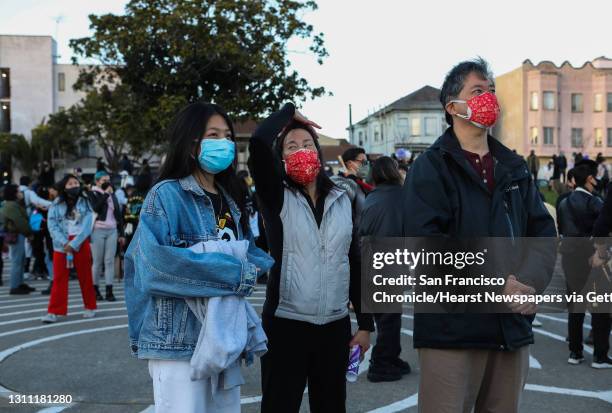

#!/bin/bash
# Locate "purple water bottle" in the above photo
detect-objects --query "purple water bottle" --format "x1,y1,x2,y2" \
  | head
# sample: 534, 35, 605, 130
66, 253, 74, 269
346, 345, 361, 382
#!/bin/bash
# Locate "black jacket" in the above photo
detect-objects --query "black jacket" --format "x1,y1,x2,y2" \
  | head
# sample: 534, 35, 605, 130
403, 128, 557, 351
359, 183, 405, 237
87, 189, 125, 237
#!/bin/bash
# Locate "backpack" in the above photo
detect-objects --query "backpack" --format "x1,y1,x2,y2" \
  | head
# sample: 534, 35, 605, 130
29, 210, 43, 232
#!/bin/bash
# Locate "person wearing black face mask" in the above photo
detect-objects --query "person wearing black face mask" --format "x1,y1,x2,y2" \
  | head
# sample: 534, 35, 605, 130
87, 171, 125, 302
42, 174, 97, 324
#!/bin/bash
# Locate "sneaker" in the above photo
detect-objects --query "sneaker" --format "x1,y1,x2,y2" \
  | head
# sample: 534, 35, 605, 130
20, 283, 36, 292
591, 356, 612, 369
9, 285, 31, 295
41, 313, 58, 324
393, 358, 411, 375
83, 310, 96, 318
532, 317, 543, 327
568, 352, 585, 365
367, 363, 403, 383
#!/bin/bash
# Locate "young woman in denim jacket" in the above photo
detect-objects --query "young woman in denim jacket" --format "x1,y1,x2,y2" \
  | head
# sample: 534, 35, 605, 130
42, 174, 97, 323
124, 102, 273, 413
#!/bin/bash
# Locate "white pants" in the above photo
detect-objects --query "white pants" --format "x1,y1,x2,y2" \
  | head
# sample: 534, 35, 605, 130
148, 359, 240, 413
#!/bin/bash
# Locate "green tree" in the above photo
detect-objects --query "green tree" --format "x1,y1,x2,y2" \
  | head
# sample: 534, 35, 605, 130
56, 0, 328, 171
0, 132, 39, 176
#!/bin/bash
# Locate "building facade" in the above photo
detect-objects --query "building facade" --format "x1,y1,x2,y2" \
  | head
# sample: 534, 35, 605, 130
494, 57, 612, 159
348, 86, 446, 155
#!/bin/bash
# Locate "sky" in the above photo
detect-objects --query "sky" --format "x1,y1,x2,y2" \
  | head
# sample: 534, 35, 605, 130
1, 0, 611, 140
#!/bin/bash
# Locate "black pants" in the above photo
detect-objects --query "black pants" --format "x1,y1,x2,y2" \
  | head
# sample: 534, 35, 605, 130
569, 312, 611, 358
562, 254, 612, 358
261, 315, 351, 413
371, 313, 401, 366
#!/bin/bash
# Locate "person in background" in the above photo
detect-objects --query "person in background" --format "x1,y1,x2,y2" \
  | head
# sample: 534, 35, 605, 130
42, 174, 96, 323
557, 160, 611, 368
38, 161, 56, 187
398, 163, 409, 183
527, 149, 539, 181
88, 171, 125, 302
96, 157, 107, 173
120, 154, 134, 175
359, 156, 411, 382
0, 184, 35, 295
40, 185, 58, 295
123, 180, 147, 249
403, 58, 556, 412
338, 147, 374, 195
558, 151, 568, 183
249, 103, 373, 413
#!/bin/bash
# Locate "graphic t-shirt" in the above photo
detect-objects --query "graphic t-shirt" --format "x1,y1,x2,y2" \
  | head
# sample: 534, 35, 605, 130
204, 189, 237, 242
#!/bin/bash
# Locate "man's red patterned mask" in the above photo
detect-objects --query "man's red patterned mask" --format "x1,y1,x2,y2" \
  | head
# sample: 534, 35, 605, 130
451, 92, 500, 129
284, 149, 321, 186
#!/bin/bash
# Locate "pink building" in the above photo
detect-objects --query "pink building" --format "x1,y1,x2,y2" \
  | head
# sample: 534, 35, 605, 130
494, 57, 612, 159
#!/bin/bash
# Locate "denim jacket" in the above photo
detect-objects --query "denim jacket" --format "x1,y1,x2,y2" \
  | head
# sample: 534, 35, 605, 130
124, 175, 274, 360
47, 196, 94, 253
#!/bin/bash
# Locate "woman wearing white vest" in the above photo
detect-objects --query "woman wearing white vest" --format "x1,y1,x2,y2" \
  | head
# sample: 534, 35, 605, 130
249, 103, 374, 413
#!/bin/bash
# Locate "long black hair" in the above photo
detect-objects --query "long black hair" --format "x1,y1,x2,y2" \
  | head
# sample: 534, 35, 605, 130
371, 156, 403, 186
157, 102, 249, 234
57, 174, 86, 217
274, 120, 336, 198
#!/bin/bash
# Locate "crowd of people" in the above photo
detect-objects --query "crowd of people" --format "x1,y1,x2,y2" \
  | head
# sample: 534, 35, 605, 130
0, 161, 151, 317
1, 57, 611, 413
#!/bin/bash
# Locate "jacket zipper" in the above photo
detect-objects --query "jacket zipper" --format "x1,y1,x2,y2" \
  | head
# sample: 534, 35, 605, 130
503, 200, 515, 244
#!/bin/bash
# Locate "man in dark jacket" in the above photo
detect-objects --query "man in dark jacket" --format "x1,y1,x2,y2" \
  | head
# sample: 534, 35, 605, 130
558, 160, 612, 368
403, 58, 556, 412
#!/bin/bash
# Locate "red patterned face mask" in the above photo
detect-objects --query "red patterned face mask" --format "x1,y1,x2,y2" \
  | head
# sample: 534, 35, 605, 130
451, 92, 500, 129
284, 149, 321, 186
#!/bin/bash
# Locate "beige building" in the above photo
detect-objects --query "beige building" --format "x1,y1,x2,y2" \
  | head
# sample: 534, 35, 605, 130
494, 57, 612, 159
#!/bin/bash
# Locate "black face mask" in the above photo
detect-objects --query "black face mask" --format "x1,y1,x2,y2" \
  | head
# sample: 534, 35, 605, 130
66, 187, 81, 199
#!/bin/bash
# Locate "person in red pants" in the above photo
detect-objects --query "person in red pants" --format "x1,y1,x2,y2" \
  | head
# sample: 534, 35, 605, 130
42, 174, 97, 324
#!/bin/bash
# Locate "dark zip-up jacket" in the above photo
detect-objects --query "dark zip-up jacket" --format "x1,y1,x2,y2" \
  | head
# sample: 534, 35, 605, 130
87, 189, 125, 237
403, 128, 556, 351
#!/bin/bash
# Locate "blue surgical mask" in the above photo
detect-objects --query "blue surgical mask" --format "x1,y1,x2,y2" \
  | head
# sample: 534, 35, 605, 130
198, 138, 235, 174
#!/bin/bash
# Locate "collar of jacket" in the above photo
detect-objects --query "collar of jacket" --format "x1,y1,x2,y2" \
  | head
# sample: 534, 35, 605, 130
179, 174, 242, 222
432, 127, 530, 191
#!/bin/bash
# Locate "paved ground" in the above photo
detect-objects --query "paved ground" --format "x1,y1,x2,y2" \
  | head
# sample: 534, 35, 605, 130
0, 258, 610, 413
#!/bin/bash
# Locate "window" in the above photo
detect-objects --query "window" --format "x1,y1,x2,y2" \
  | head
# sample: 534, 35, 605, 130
79, 141, 92, 158
374, 131, 379, 142
608, 93, 612, 112
543, 91, 555, 110
0, 68, 9, 99
594, 94, 604, 112
358, 131, 363, 145
595, 128, 603, 147
571, 93, 583, 112
571, 128, 583, 147
410, 118, 421, 136
0, 102, 9, 132
424, 117, 436, 136
543, 127, 554, 145
58, 72, 65, 92
608, 128, 612, 147
530, 127, 538, 145
397, 118, 409, 139
530, 92, 539, 110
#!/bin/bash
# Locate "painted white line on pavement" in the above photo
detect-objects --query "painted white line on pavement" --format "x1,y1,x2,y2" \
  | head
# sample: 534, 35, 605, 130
0, 295, 126, 310
0, 300, 127, 318
1, 287, 126, 303
529, 355, 542, 369
0, 307, 127, 327
525, 384, 612, 405
0, 315, 128, 338
533, 327, 594, 355
36, 405, 74, 413
366, 392, 419, 413
0, 324, 128, 408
